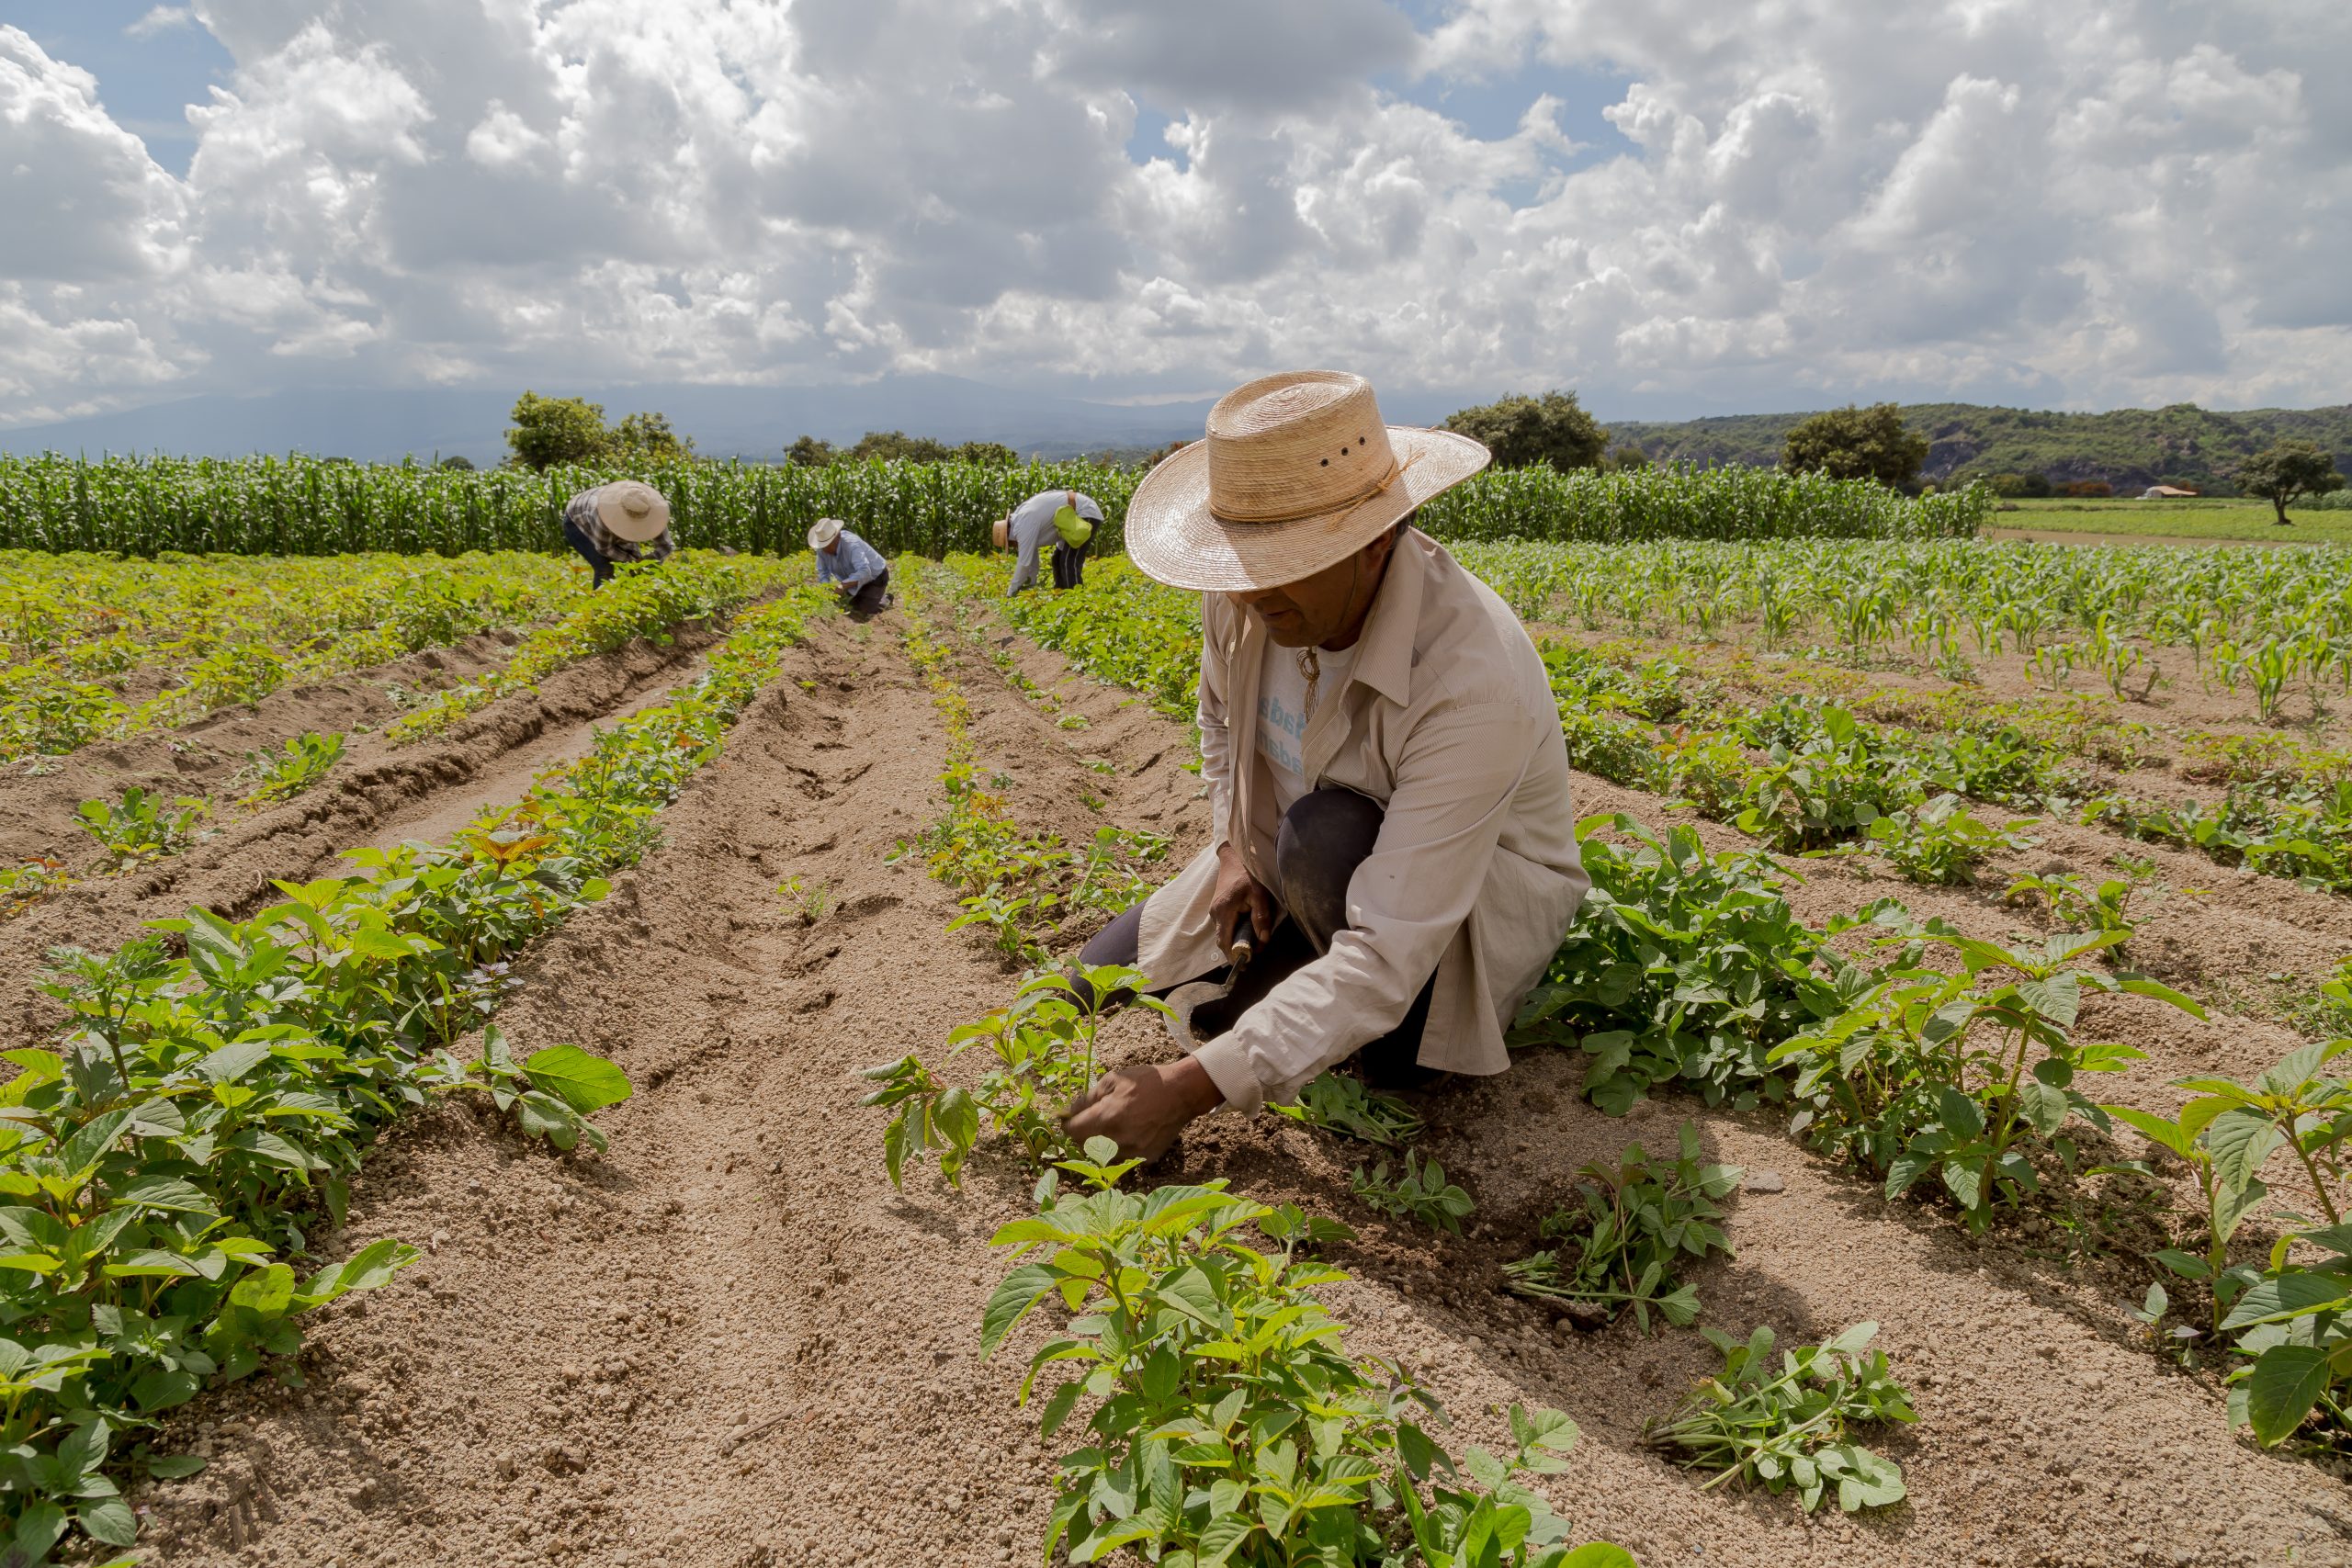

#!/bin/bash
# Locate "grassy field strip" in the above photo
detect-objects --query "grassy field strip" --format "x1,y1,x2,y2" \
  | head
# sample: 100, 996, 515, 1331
1996, 495, 2352, 547
0, 582, 833, 1557
0, 549, 583, 764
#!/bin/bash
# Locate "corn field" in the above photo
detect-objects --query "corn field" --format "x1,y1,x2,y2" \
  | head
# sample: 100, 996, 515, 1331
1415, 462, 1989, 543
0, 453, 1987, 558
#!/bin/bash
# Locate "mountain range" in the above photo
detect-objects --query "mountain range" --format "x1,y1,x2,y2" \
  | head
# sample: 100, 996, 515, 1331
0, 377, 1434, 467
0, 378, 1250, 466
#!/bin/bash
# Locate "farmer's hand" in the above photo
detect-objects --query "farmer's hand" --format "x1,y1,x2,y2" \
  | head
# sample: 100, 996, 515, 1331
1064, 1058, 1223, 1163
1209, 841, 1275, 950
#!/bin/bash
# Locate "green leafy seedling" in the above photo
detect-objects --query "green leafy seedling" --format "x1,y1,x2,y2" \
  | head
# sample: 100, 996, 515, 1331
1504, 1123, 1737, 1332
1642, 1322, 1916, 1513
1352, 1149, 1475, 1235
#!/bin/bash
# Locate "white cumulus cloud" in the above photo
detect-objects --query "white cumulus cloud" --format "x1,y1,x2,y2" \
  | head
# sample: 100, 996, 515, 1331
0, 0, 2345, 432
124, 7, 198, 42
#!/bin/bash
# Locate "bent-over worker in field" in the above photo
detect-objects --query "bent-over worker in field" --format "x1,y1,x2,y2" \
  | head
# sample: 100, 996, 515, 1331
560, 479, 673, 589
808, 517, 892, 616
1064, 369, 1587, 1162
996, 488, 1102, 594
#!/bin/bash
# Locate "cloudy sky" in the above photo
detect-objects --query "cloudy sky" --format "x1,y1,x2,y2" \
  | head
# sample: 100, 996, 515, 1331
4, 0, 2347, 431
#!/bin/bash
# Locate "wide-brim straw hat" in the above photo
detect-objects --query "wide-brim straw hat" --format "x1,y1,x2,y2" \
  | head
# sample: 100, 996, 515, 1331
991, 515, 1011, 549
595, 480, 671, 543
808, 517, 844, 551
1125, 370, 1489, 592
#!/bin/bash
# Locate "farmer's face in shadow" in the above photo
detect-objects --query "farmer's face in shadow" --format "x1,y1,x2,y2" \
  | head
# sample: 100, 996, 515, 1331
1227, 527, 1400, 650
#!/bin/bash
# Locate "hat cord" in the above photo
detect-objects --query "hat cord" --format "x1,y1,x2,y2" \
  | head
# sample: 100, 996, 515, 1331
1211, 448, 1423, 527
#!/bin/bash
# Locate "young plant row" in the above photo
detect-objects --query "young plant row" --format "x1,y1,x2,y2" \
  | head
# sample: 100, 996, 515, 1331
0, 583, 834, 1559
863, 625, 1657, 1560
1535, 635, 2352, 902
984, 549, 2352, 901
871, 964, 1917, 1539
0, 549, 580, 763
1517, 817, 2352, 1450
4, 735, 353, 931
0, 547, 578, 680
870, 969, 1644, 1563
1449, 537, 2352, 719
890, 573, 1167, 967
2104, 1037, 2352, 1447
865, 631, 1925, 1521
910, 559, 2352, 1466
1494, 1122, 1912, 1512
384, 551, 801, 743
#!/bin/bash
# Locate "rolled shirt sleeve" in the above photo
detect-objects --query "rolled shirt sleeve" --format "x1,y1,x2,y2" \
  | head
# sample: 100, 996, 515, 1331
1190, 694, 1545, 1114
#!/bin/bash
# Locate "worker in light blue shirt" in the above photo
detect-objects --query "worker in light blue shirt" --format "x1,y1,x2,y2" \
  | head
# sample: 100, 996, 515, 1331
808, 517, 891, 615
999, 489, 1102, 594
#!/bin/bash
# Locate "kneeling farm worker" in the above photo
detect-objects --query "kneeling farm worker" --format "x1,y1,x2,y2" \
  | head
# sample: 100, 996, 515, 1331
1066, 369, 1588, 1161
808, 516, 891, 615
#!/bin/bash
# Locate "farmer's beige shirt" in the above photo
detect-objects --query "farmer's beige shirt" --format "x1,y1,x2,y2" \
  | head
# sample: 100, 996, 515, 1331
1136, 528, 1587, 1114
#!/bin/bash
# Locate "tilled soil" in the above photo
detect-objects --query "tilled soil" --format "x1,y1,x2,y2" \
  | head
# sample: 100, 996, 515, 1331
0, 623, 721, 1054
0, 629, 518, 867
119, 609, 2352, 1567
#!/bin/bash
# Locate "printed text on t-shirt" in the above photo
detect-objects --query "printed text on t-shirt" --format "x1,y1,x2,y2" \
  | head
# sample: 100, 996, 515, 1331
1258, 690, 1306, 782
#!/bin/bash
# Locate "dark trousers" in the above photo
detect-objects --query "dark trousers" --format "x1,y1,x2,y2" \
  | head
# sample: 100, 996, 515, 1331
561, 515, 615, 588
1051, 540, 1089, 590
1078, 787, 1438, 1088
844, 568, 891, 618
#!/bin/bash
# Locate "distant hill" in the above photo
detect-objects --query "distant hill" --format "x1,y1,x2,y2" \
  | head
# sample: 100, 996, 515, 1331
1604, 403, 2352, 493
0, 376, 1235, 467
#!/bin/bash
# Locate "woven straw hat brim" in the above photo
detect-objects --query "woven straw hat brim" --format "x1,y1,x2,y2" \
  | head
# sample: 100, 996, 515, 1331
1125, 426, 1488, 592
596, 482, 671, 543
808, 519, 843, 551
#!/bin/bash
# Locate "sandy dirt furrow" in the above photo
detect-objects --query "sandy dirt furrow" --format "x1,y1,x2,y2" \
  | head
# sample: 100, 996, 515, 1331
0, 626, 723, 1054
130, 610, 2352, 1568
0, 628, 524, 867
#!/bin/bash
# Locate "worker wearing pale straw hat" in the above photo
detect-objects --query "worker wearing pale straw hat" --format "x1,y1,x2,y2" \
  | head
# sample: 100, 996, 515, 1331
1062, 370, 1587, 1163
560, 479, 674, 589
808, 517, 893, 616
995, 488, 1103, 593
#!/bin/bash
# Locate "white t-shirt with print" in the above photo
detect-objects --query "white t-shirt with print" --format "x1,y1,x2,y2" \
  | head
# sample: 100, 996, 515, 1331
1256, 641, 1357, 816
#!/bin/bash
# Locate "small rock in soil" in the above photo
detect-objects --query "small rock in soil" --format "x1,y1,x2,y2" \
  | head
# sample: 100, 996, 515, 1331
1557, 1303, 1611, 1333
1744, 1170, 1787, 1193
